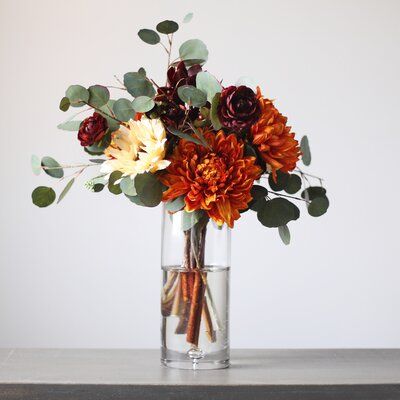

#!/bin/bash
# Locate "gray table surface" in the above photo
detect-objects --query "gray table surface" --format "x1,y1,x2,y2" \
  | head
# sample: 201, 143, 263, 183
0, 349, 399, 399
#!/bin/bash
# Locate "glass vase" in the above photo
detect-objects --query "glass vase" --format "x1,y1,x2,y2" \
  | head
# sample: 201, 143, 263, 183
161, 206, 230, 370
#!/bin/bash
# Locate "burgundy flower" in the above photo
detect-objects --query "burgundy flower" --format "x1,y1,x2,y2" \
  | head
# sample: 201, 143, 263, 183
77, 112, 108, 147
154, 61, 202, 126
217, 86, 260, 132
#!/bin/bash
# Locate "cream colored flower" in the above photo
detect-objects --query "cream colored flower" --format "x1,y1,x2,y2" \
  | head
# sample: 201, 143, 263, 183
101, 117, 170, 180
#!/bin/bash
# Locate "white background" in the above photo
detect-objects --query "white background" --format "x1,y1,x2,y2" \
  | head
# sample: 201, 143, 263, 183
1, 0, 399, 348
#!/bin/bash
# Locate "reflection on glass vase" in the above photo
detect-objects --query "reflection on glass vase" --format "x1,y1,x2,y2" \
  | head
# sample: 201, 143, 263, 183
161, 206, 230, 370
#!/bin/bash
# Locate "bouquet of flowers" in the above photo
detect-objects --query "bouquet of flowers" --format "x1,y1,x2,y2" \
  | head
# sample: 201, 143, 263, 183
31, 14, 329, 366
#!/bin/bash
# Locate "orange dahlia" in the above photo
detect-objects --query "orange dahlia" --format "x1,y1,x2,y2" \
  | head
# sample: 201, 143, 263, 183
161, 130, 261, 228
251, 87, 301, 180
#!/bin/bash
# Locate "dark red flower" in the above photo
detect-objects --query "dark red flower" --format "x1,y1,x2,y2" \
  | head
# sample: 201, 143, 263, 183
217, 86, 260, 132
77, 112, 108, 147
155, 61, 202, 126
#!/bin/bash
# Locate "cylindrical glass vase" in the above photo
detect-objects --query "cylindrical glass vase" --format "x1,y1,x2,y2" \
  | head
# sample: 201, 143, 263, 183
161, 206, 230, 369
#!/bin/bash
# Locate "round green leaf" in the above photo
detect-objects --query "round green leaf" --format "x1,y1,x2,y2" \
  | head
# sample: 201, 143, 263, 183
156, 20, 179, 34
301, 186, 327, 201
301, 135, 311, 166
257, 197, 300, 228
57, 120, 82, 131
132, 96, 155, 113
31, 155, 41, 176
285, 174, 302, 194
120, 176, 137, 196
41, 156, 64, 179
32, 186, 56, 208
126, 194, 145, 206
278, 225, 291, 245
196, 71, 221, 103
123, 72, 155, 98
177, 85, 207, 107
57, 178, 75, 204
268, 170, 289, 191
135, 172, 163, 207
165, 196, 185, 212
308, 196, 329, 217
244, 144, 257, 158
108, 171, 123, 195
249, 185, 268, 211
181, 210, 205, 231
97, 102, 120, 132
59, 97, 70, 112
88, 85, 110, 108
65, 85, 89, 107
138, 29, 160, 45
113, 98, 135, 122
183, 12, 193, 23
179, 39, 208, 65
93, 183, 105, 192
210, 93, 222, 130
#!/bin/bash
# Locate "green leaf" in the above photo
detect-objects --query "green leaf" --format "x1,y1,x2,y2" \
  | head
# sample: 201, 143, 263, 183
124, 72, 155, 98
65, 85, 89, 107
93, 183, 105, 192
108, 171, 123, 195
308, 196, 329, 217
41, 156, 64, 178
183, 12, 193, 23
300, 135, 311, 166
88, 85, 110, 108
244, 143, 257, 158
301, 186, 327, 201
59, 97, 70, 112
113, 98, 135, 122
132, 96, 155, 113
177, 85, 207, 107
156, 20, 179, 34
120, 176, 137, 196
89, 159, 105, 164
278, 225, 291, 245
179, 39, 208, 65
165, 196, 185, 212
257, 197, 300, 228
138, 67, 146, 77
181, 210, 205, 231
97, 102, 120, 132
167, 126, 204, 146
285, 174, 302, 194
31, 155, 41, 176
126, 194, 145, 206
196, 71, 221, 103
84, 142, 107, 156
135, 172, 163, 207
57, 120, 82, 131
248, 185, 268, 211
210, 93, 222, 130
32, 186, 56, 208
57, 178, 75, 204
268, 170, 289, 191
138, 29, 160, 45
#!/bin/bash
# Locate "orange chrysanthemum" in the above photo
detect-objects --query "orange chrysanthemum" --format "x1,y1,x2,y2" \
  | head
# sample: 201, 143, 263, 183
251, 88, 301, 180
161, 130, 261, 228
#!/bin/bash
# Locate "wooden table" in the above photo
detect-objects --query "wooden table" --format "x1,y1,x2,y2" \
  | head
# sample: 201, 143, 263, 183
0, 349, 399, 399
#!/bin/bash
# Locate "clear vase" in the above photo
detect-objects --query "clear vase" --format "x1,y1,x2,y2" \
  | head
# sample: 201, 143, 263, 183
161, 206, 230, 370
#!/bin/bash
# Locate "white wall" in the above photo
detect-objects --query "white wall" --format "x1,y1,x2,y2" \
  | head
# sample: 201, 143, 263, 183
1, 0, 399, 348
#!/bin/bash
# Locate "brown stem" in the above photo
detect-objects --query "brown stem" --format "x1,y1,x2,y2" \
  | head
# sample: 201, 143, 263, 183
202, 296, 216, 343
186, 270, 205, 346
171, 275, 182, 316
